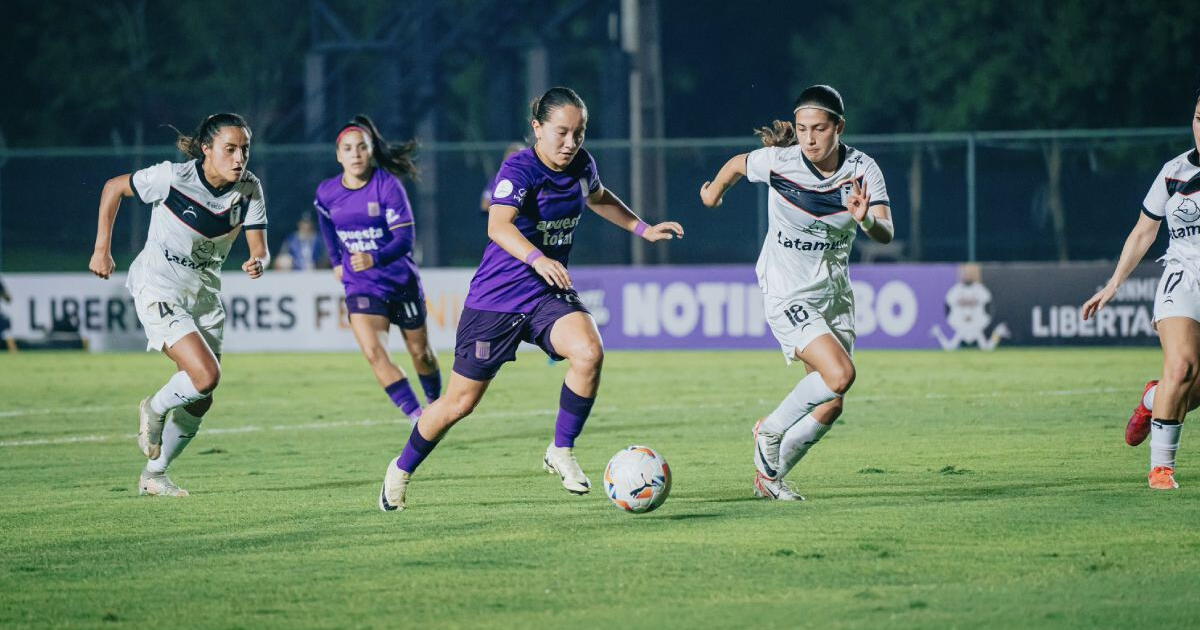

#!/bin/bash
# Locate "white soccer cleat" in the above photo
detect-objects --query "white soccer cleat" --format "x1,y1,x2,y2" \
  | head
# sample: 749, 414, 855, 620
543, 444, 591, 495
139, 468, 189, 497
753, 419, 783, 481
137, 397, 166, 460
753, 472, 805, 501
379, 456, 410, 512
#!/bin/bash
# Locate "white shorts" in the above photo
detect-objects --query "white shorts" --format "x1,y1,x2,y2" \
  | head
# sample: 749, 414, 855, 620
765, 293, 855, 364
133, 290, 225, 354
1154, 263, 1200, 324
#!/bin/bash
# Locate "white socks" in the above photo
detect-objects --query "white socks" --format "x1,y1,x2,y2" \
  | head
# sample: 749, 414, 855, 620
760, 372, 840, 435
145, 407, 204, 473
1150, 420, 1182, 470
778, 416, 833, 479
150, 371, 206, 416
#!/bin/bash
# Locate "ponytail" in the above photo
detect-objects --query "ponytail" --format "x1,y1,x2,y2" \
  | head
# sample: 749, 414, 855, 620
170, 113, 251, 159
337, 114, 418, 179
754, 120, 797, 147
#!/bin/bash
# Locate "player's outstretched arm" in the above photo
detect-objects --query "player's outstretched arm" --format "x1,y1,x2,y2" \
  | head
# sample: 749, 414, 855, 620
89, 174, 135, 279
1081, 213, 1160, 320
586, 186, 683, 243
487, 203, 572, 290
242, 228, 269, 279
699, 153, 748, 208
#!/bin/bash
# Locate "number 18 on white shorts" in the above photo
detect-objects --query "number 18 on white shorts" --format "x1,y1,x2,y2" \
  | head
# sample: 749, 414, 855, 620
765, 294, 855, 363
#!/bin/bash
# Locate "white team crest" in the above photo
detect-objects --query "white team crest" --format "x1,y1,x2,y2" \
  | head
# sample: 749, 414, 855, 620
386, 207, 400, 224
494, 179, 514, 198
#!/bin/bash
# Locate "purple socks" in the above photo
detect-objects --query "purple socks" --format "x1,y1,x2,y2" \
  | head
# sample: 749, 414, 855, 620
554, 383, 595, 448
418, 371, 442, 403
385, 379, 423, 418
396, 425, 438, 474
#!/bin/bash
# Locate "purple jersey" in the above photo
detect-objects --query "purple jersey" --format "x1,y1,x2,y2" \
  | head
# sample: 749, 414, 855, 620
465, 148, 601, 312
314, 169, 420, 298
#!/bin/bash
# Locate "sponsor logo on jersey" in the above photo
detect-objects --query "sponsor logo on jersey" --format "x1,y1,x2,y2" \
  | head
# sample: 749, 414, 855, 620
1169, 224, 1200, 239
536, 216, 581, 247
337, 226, 386, 253
162, 248, 219, 270
386, 207, 401, 224
776, 231, 849, 252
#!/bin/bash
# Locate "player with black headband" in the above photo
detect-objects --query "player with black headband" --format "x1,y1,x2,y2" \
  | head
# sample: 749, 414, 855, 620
700, 85, 894, 500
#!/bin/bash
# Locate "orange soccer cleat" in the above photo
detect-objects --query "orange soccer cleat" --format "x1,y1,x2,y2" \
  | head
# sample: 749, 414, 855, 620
1126, 380, 1158, 446
1148, 466, 1179, 490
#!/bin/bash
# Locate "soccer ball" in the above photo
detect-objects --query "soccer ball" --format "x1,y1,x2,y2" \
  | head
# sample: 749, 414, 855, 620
603, 445, 671, 513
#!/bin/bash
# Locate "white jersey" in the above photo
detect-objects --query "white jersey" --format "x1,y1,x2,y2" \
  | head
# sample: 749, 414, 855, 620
126, 160, 267, 307
745, 143, 889, 301
1144, 149, 1200, 278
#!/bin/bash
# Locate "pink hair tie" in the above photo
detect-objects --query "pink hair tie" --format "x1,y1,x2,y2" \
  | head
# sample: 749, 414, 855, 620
336, 125, 370, 146
633, 221, 650, 237
524, 250, 544, 265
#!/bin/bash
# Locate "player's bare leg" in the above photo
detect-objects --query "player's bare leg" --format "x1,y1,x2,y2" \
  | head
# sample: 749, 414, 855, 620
402, 324, 441, 403
139, 334, 219, 496
351, 313, 422, 422
542, 312, 603, 494
381, 373, 491, 511
1147, 317, 1200, 489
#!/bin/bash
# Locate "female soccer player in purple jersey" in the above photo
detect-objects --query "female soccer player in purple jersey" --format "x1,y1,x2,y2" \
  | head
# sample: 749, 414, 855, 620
88, 113, 269, 497
314, 115, 441, 422
700, 86, 894, 501
1082, 92, 1200, 491
377, 87, 684, 511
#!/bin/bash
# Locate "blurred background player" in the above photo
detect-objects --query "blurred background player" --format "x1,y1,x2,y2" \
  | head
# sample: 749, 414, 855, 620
314, 115, 441, 424
88, 113, 269, 497
378, 87, 684, 511
273, 213, 327, 271
480, 142, 526, 216
700, 85, 893, 501
1081, 92, 1200, 490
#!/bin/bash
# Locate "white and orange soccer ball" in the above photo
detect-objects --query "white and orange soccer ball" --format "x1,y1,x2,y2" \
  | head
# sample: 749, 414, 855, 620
603, 445, 671, 513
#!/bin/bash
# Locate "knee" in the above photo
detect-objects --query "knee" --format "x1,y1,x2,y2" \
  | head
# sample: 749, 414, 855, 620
363, 344, 392, 369
822, 363, 855, 395
446, 391, 480, 420
1163, 357, 1200, 387
824, 397, 845, 418
184, 395, 214, 418
192, 364, 221, 394
569, 343, 604, 373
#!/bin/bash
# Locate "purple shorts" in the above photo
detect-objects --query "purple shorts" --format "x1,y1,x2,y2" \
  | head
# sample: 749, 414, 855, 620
452, 290, 589, 381
346, 288, 426, 330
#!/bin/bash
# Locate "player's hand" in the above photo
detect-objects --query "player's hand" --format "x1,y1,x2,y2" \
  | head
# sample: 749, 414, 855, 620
242, 257, 265, 279
845, 177, 871, 222
532, 256, 572, 290
89, 250, 115, 279
642, 221, 684, 242
350, 252, 375, 272
334, 264, 344, 282
1080, 284, 1118, 321
699, 181, 723, 207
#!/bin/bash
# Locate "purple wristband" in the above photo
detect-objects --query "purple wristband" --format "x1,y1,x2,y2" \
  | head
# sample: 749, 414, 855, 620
633, 221, 650, 237
524, 250, 544, 265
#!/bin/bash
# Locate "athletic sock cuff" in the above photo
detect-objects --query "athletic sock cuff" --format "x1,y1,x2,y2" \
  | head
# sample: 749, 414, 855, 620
560, 383, 595, 415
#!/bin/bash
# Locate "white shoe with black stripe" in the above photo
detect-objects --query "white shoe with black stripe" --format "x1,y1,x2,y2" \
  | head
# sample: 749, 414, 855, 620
543, 444, 591, 495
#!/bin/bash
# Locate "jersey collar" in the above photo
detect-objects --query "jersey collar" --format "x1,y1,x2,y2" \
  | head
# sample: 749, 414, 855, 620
800, 143, 848, 181
194, 158, 236, 197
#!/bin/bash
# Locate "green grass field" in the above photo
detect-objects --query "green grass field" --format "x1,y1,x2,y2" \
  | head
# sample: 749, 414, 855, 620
1, 348, 1197, 629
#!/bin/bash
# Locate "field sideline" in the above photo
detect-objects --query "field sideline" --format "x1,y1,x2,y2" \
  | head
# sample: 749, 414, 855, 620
1, 348, 1197, 628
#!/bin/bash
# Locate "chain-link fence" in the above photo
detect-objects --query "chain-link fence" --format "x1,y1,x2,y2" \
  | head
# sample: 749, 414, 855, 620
0, 128, 1189, 272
